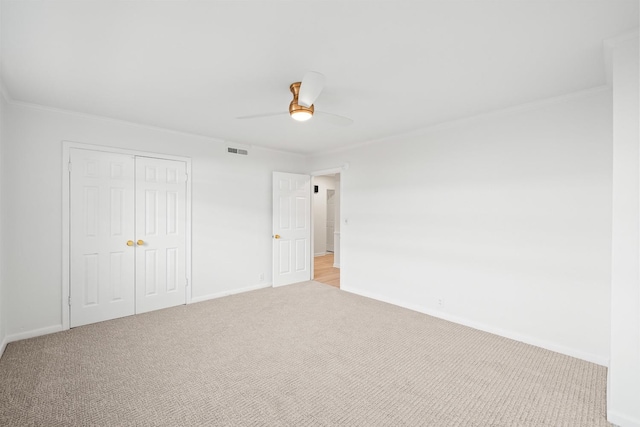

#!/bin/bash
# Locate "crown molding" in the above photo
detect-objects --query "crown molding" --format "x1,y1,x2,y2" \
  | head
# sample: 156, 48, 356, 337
4, 97, 307, 157
604, 28, 640, 87
247, 142, 307, 157
0, 78, 14, 104
222, 139, 303, 157
312, 85, 611, 158
603, 28, 640, 49
2, 83, 612, 160
7, 97, 233, 144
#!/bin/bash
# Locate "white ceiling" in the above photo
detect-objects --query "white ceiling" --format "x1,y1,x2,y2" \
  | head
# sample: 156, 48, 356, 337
1, 1, 638, 155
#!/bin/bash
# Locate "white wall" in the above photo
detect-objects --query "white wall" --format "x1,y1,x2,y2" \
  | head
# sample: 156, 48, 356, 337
0, 95, 6, 356
334, 174, 341, 234
312, 175, 335, 256
1, 102, 306, 338
309, 89, 613, 365
333, 173, 341, 267
608, 34, 640, 427
0, 2, 6, 357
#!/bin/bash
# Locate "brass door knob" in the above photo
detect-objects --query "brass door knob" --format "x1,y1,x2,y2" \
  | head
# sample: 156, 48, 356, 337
126, 240, 134, 246
137, 240, 144, 246
274, 234, 281, 239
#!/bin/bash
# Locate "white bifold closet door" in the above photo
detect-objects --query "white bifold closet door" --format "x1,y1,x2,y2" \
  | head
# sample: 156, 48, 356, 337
70, 150, 136, 327
135, 157, 187, 314
70, 149, 187, 327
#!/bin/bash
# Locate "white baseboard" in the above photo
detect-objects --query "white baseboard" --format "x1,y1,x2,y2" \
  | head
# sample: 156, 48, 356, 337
608, 410, 640, 427
314, 252, 327, 257
0, 284, 274, 357
0, 285, 273, 355
342, 286, 609, 367
0, 335, 7, 360
333, 263, 340, 268
190, 283, 271, 304
5, 324, 64, 346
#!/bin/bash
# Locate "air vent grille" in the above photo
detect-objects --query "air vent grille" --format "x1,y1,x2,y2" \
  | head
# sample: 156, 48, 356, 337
227, 147, 248, 155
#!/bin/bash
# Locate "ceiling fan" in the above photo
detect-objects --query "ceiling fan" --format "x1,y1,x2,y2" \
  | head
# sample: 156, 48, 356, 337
236, 71, 353, 126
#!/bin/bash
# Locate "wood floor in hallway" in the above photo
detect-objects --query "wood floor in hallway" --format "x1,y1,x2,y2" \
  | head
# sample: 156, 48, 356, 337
314, 253, 340, 288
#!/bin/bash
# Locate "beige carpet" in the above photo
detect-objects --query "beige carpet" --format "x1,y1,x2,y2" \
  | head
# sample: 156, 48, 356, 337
0, 281, 610, 426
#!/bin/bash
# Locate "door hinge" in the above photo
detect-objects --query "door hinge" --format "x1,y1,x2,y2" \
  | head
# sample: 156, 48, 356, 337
184, 172, 188, 182
68, 296, 71, 306
68, 161, 72, 172
185, 278, 189, 287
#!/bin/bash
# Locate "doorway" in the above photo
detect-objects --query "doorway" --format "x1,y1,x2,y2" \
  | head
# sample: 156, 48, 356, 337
312, 173, 340, 288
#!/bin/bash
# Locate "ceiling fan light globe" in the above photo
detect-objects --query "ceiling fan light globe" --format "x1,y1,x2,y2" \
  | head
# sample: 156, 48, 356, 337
289, 98, 314, 122
291, 111, 313, 121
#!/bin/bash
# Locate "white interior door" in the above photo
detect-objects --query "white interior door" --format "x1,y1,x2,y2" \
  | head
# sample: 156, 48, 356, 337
273, 172, 311, 287
70, 149, 135, 327
135, 157, 188, 313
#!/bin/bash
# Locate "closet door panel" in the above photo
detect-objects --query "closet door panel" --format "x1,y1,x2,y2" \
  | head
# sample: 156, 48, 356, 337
135, 157, 187, 314
70, 149, 135, 327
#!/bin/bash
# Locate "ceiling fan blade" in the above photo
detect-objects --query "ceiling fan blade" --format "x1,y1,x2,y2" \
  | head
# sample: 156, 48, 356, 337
236, 112, 288, 120
316, 111, 354, 126
298, 71, 326, 108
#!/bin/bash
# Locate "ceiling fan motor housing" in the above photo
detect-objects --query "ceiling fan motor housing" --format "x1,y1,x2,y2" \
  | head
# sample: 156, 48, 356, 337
289, 82, 314, 117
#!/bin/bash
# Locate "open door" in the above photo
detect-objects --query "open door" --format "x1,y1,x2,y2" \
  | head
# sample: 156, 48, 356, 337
272, 172, 311, 287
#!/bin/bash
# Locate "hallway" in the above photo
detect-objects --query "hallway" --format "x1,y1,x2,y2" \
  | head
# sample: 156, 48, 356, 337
313, 253, 340, 288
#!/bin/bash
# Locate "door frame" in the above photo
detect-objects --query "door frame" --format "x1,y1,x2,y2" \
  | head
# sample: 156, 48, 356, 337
325, 188, 336, 253
310, 164, 347, 281
61, 141, 192, 330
